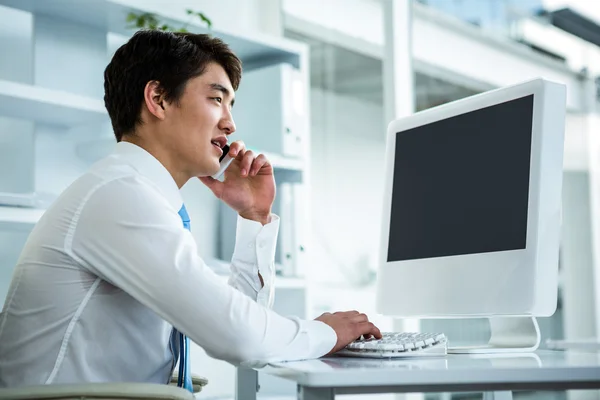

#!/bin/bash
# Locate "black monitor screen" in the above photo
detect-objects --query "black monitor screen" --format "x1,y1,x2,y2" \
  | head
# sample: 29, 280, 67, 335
387, 95, 534, 262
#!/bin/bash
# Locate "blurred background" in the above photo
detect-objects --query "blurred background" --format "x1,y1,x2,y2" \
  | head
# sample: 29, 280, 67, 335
0, 0, 599, 399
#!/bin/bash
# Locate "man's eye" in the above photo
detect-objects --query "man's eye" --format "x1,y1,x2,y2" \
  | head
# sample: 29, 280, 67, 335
212, 97, 222, 103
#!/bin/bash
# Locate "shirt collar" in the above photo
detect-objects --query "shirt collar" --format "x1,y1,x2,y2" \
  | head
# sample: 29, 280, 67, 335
113, 141, 183, 211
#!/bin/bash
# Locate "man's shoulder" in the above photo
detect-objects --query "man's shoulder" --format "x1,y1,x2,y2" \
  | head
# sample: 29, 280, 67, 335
48, 157, 163, 218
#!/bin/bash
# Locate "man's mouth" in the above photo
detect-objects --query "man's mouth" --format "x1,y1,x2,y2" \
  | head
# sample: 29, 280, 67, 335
211, 137, 227, 152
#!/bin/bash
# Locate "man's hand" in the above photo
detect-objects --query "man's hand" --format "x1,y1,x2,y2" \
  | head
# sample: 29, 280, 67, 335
315, 311, 382, 355
199, 141, 275, 225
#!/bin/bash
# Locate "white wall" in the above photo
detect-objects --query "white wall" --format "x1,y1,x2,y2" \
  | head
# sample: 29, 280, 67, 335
308, 87, 385, 289
306, 86, 395, 331
283, 0, 384, 44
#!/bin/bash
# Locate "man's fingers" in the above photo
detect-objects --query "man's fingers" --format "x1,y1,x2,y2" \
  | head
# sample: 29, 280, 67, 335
239, 150, 255, 176
351, 313, 369, 323
369, 323, 383, 339
356, 322, 382, 339
228, 140, 246, 158
250, 154, 269, 176
335, 310, 359, 316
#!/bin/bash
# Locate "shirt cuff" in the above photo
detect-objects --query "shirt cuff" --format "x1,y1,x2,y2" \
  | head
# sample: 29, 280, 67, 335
231, 213, 280, 290
299, 319, 338, 359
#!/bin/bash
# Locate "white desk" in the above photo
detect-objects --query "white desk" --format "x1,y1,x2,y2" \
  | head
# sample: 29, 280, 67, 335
244, 350, 600, 400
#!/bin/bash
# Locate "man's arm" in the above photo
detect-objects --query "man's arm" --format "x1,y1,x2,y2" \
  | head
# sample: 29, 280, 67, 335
70, 177, 336, 365
199, 142, 280, 308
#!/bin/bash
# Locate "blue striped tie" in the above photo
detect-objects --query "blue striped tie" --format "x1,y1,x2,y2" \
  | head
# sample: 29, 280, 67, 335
172, 204, 193, 392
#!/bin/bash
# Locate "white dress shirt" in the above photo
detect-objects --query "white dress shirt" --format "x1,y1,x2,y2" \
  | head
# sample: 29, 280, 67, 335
0, 142, 336, 388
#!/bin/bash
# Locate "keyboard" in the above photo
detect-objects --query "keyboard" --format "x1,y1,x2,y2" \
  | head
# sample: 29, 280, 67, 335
336, 332, 448, 358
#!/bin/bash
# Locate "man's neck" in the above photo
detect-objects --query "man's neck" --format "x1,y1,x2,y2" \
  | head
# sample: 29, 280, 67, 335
121, 136, 189, 189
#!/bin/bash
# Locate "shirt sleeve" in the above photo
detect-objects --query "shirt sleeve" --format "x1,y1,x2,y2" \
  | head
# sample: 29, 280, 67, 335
227, 214, 279, 308
69, 176, 337, 366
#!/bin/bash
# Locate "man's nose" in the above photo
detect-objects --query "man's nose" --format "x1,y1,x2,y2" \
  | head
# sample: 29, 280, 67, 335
220, 111, 236, 134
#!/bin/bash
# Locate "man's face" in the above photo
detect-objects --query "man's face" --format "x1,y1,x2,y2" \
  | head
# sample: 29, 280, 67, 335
162, 62, 236, 177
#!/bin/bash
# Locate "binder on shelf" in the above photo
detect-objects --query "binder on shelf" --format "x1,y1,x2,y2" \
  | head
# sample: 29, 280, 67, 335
272, 182, 308, 278
278, 182, 295, 275
233, 63, 307, 158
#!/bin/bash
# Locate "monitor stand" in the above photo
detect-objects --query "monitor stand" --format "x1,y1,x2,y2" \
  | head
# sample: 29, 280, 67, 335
448, 316, 540, 354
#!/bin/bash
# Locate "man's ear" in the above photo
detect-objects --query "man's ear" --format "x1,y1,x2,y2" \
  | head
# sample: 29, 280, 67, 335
143, 80, 167, 120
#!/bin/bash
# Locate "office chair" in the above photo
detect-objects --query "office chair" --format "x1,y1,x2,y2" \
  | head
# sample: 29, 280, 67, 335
170, 373, 209, 394
0, 383, 194, 400
0, 375, 208, 400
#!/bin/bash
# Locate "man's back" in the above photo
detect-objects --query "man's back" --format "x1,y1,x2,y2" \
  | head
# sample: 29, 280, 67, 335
0, 149, 176, 387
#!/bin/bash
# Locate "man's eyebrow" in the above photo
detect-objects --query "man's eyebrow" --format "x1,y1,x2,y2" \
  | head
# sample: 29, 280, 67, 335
209, 83, 235, 106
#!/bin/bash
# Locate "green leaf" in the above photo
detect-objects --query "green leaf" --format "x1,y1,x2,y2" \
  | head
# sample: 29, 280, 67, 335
197, 12, 212, 28
135, 16, 145, 28
125, 10, 210, 32
147, 14, 160, 25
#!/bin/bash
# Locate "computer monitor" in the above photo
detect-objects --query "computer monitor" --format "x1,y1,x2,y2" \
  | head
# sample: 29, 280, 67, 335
376, 78, 566, 353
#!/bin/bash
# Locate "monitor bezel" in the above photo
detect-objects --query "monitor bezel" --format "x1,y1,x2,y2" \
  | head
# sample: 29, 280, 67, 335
376, 78, 566, 318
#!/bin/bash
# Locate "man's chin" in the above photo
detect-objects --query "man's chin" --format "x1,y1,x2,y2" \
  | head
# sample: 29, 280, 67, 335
197, 164, 221, 178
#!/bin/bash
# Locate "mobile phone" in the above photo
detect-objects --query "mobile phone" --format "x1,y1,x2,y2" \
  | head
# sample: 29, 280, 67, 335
211, 144, 234, 181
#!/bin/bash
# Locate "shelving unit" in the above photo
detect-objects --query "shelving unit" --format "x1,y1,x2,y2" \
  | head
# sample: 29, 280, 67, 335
0, 79, 106, 127
0, 0, 305, 70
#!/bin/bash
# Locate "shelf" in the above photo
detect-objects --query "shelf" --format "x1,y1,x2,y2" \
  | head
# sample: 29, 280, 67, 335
0, 0, 305, 69
0, 80, 106, 127
0, 206, 45, 230
261, 151, 305, 173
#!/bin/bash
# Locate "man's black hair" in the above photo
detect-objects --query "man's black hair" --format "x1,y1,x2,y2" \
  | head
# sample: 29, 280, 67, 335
104, 30, 242, 141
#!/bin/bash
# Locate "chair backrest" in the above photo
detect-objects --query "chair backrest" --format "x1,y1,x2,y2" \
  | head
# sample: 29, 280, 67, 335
0, 382, 195, 400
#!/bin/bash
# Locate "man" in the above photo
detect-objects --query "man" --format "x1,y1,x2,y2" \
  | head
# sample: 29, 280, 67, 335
0, 30, 381, 388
